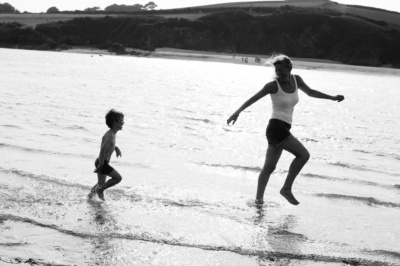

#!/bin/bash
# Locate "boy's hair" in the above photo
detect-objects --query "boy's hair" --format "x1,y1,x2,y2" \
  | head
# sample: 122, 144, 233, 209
105, 109, 124, 128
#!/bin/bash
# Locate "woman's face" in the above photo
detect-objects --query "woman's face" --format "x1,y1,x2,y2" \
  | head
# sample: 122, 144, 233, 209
274, 63, 291, 78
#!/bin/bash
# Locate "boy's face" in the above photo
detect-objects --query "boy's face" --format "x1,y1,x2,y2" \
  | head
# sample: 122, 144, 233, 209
115, 117, 124, 130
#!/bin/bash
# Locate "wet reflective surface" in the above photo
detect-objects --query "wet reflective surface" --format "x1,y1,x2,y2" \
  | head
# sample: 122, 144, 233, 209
1, 48, 400, 265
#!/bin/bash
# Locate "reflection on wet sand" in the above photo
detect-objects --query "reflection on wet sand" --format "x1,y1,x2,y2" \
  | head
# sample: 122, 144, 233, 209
87, 200, 118, 265
267, 214, 307, 252
252, 205, 307, 265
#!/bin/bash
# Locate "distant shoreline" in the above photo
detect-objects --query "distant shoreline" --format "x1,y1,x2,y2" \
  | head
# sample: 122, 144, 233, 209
60, 46, 400, 76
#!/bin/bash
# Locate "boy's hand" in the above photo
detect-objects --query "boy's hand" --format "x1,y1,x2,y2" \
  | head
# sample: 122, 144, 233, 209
115, 147, 122, 158
94, 164, 103, 173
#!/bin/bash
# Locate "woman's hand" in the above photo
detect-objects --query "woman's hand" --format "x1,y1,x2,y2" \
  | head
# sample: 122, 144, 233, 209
332, 95, 345, 102
227, 113, 239, 125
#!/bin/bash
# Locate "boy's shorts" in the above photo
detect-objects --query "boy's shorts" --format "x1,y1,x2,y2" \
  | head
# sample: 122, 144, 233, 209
266, 119, 293, 147
95, 158, 114, 175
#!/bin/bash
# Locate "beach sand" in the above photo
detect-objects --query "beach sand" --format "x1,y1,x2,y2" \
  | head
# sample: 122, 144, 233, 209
63, 46, 340, 67
62, 46, 400, 76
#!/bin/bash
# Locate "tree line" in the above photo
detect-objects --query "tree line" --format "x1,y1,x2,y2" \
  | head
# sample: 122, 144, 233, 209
0, 2, 157, 14
0, 2, 19, 13
46, 2, 157, 13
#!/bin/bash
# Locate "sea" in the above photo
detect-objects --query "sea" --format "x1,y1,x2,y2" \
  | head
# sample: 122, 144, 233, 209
0, 48, 399, 266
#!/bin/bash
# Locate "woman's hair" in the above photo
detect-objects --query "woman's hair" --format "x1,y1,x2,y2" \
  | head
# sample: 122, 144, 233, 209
105, 109, 124, 128
269, 53, 293, 70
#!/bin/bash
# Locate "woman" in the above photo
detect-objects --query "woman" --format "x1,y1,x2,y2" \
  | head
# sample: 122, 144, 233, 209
227, 54, 344, 205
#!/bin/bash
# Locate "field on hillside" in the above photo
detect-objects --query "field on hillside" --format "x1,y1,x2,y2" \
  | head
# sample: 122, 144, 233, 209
157, 13, 205, 20
197, 0, 400, 28
342, 6, 400, 27
195, 0, 330, 9
0, 14, 114, 27
2, 0, 400, 28
0, 12, 206, 27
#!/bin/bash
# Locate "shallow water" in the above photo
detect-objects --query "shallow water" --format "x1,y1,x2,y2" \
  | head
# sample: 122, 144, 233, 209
1, 48, 400, 265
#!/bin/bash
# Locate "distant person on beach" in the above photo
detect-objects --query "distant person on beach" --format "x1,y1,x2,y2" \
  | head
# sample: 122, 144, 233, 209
227, 54, 344, 205
88, 109, 124, 201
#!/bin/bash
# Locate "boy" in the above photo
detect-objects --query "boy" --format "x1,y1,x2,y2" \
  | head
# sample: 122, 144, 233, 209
88, 109, 124, 201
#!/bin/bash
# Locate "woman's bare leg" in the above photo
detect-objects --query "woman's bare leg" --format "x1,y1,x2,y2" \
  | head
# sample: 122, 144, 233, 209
279, 137, 310, 205
256, 145, 283, 203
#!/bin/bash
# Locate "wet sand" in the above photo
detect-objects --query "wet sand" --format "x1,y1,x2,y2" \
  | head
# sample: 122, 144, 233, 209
2, 47, 399, 265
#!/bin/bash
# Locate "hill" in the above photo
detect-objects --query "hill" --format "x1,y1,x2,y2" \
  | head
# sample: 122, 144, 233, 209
1, 0, 400, 67
192, 0, 400, 29
194, 0, 331, 9
2, 0, 400, 27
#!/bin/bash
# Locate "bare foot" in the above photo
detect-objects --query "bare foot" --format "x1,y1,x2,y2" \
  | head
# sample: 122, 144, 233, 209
87, 184, 97, 199
255, 199, 264, 205
280, 189, 299, 205
96, 186, 105, 201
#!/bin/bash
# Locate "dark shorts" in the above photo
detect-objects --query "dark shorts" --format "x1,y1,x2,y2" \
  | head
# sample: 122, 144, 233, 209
95, 158, 114, 175
266, 119, 293, 147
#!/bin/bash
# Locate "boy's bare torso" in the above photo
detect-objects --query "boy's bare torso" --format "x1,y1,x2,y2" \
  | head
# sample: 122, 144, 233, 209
100, 130, 116, 161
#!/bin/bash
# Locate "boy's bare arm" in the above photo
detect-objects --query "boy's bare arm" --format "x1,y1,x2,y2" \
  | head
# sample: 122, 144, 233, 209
115, 146, 122, 157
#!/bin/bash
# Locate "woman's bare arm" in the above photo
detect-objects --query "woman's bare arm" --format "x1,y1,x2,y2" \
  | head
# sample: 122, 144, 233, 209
296, 75, 344, 102
227, 82, 276, 125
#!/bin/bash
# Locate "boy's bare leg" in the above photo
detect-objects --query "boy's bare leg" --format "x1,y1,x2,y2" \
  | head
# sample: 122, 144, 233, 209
96, 173, 107, 201
279, 137, 310, 205
88, 173, 106, 199
87, 184, 98, 199
96, 170, 122, 201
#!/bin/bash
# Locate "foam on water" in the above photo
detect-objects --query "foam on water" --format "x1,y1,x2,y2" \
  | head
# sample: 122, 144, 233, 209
1, 48, 400, 265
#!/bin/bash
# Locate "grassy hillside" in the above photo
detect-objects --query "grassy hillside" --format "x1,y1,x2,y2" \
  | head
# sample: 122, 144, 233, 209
193, 0, 400, 27
194, 0, 330, 9
1, 0, 400, 28
0, 14, 116, 27
1, 1, 400, 67
340, 5, 400, 28
0, 13, 206, 27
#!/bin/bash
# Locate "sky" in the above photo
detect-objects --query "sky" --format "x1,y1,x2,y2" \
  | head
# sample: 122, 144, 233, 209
4, 0, 400, 14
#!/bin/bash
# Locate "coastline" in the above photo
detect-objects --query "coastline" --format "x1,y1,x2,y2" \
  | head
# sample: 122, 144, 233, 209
56, 46, 400, 75
62, 46, 341, 67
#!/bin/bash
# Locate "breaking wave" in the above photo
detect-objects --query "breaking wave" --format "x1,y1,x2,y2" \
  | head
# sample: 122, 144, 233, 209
314, 193, 400, 208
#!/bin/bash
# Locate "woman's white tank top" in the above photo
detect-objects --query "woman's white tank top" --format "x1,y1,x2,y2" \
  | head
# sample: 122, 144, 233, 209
270, 75, 299, 125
